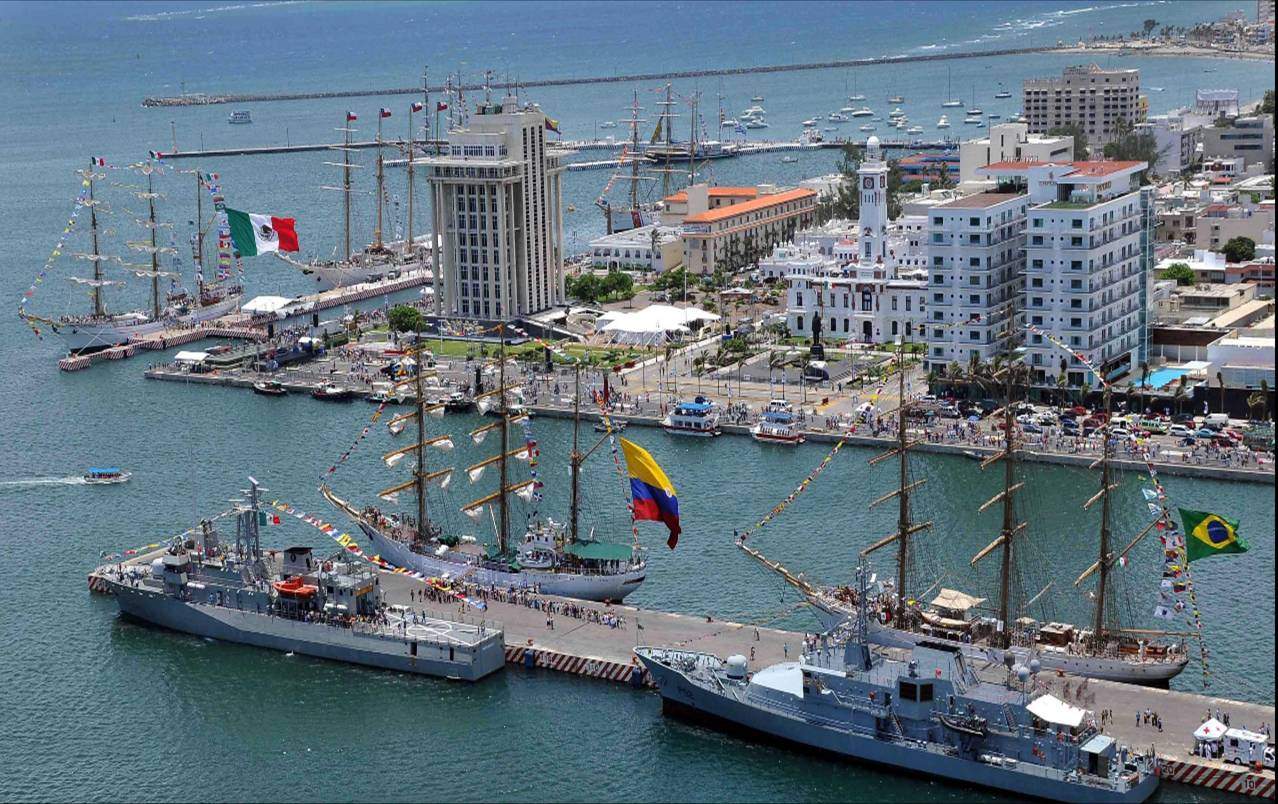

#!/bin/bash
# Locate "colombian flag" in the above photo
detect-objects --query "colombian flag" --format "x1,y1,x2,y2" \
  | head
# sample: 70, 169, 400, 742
620, 438, 681, 549
1180, 508, 1248, 562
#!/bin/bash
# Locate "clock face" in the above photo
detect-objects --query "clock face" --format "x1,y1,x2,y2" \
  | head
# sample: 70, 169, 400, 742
863, 177, 874, 189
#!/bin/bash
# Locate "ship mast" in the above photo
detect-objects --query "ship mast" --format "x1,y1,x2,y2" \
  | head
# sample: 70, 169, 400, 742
414, 328, 428, 538
194, 169, 205, 297
630, 91, 641, 212
862, 339, 931, 622
88, 161, 104, 317
343, 113, 353, 260
570, 362, 583, 543
406, 67, 426, 258
146, 168, 161, 319
1093, 387, 1114, 643
497, 323, 510, 556
969, 340, 1027, 650
374, 108, 385, 251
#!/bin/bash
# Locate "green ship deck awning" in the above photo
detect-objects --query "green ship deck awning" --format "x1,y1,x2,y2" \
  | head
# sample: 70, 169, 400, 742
564, 541, 633, 562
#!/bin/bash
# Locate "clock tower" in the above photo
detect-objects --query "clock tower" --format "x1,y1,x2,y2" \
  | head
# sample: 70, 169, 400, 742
857, 135, 892, 269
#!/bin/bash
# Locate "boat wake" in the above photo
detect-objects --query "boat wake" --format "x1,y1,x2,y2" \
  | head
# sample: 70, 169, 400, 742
0, 476, 88, 489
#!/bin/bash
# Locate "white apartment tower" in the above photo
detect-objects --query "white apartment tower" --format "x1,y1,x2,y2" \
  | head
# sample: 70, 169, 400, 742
420, 96, 568, 319
923, 191, 1029, 374
980, 160, 1151, 388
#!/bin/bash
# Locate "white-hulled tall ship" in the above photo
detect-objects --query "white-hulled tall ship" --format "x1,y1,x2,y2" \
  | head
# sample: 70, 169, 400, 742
324, 329, 646, 602
740, 342, 1189, 685
28, 160, 242, 354
278, 107, 432, 290
595, 91, 659, 235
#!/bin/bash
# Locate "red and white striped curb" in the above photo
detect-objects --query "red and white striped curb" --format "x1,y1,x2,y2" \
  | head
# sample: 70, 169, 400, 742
1161, 757, 1275, 798
505, 646, 650, 686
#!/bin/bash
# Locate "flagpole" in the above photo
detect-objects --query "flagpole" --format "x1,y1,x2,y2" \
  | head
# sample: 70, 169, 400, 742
406, 101, 415, 258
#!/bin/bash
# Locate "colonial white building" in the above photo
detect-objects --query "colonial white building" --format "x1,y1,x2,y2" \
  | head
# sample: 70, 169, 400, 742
588, 224, 682, 273
786, 137, 927, 344
980, 159, 1152, 387
419, 95, 568, 319
923, 191, 1030, 373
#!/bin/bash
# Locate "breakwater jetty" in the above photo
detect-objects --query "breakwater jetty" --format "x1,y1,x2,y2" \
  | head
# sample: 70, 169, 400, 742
142, 45, 1075, 108
88, 546, 1275, 798
153, 138, 446, 160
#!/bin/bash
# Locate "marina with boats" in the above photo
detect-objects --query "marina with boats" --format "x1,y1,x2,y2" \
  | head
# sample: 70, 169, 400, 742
9, 1, 1275, 795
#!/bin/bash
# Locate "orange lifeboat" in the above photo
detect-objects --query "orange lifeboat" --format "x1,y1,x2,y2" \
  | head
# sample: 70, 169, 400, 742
272, 575, 319, 598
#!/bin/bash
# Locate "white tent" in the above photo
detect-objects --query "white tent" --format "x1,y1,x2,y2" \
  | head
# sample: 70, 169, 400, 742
1026, 694, 1086, 728
173, 350, 209, 365
1194, 718, 1227, 741
241, 295, 295, 315
598, 304, 720, 345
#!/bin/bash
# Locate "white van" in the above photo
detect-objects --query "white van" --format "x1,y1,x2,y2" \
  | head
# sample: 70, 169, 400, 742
1222, 728, 1275, 768
1204, 413, 1231, 430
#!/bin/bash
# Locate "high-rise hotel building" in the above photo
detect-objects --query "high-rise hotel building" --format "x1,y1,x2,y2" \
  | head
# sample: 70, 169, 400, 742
979, 160, 1152, 387
419, 96, 569, 319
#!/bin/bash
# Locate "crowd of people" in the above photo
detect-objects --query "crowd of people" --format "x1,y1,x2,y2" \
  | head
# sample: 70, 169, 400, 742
410, 581, 629, 630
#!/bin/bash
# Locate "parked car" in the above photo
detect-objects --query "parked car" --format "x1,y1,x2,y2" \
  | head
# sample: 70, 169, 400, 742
1168, 424, 1195, 438
1021, 422, 1043, 434
1138, 418, 1168, 434
1195, 427, 1217, 439
1172, 413, 1196, 424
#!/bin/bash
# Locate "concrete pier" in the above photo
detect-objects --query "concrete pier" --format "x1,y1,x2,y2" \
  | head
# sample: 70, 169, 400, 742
57, 271, 431, 371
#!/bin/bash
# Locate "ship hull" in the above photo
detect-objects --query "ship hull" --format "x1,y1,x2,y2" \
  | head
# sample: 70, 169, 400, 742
362, 524, 646, 602
110, 579, 504, 681
806, 598, 1187, 685
58, 293, 242, 353
639, 655, 1157, 804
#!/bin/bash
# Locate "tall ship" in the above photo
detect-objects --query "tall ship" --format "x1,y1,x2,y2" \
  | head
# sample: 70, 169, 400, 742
636, 565, 1160, 803
278, 108, 433, 290
595, 91, 660, 235
25, 160, 243, 354
101, 478, 505, 681
741, 344, 1190, 685
324, 332, 647, 602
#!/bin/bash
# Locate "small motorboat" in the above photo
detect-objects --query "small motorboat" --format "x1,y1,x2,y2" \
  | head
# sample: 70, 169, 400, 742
272, 576, 319, 598
227, 110, 252, 125
594, 419, 627, 434
781, 155, 798, 163
444, 391, 474, 412
84, 467, 131, 485
994, 90, 1012, 99
312, 383, 356, 401
888, 95, 904, 104
253, 380, 287, 397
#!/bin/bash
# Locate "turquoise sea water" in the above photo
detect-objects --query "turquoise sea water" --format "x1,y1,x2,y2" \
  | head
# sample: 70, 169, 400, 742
0, 2, 1272, 800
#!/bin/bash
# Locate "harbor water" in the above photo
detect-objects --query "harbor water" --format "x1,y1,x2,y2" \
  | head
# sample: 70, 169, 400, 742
0, 2, 1272, 800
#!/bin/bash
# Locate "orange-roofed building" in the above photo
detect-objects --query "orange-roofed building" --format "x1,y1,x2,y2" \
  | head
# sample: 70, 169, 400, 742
662, 183, 817, 274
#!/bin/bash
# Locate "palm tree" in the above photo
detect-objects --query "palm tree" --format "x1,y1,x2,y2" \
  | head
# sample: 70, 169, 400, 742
1261, 379, 1271, 422
1172, 375, 1188, 416
1216, 371, 1225, 414
1138, 360, 1150, 416
1247, 390, 1265, 421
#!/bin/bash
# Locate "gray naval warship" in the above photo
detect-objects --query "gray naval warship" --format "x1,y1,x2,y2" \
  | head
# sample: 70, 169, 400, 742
636, 567, 1159, 803
103, 478, 505, 682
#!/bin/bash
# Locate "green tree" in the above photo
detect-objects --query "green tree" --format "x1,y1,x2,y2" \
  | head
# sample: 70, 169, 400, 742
566, 273, 604, 303
1048, 124, 1089, 159
886, 159, 906, 218
1159, 262, 1196, 285
388, 304, 424, 333
934, 161, 955, 190
1102, 118, 1165, 180
1259, 89, 1274, 116
602, 269, 634, 301
1222, 236, 1256, 263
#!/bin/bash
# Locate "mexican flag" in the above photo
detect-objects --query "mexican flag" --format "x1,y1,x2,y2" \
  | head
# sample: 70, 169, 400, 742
226, 207, 299, 256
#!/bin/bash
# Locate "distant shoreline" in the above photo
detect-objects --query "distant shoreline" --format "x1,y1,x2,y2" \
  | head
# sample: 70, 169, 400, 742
139, 42, 1274, 109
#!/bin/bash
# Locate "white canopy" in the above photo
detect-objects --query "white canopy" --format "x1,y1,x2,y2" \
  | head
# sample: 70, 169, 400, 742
598, 304, 720, 345
932, 588, 987, 612
173, 350, 209, 364
242, 295, 295, 314
1194, 718, 1228, 741
1026, 694, 1086, 729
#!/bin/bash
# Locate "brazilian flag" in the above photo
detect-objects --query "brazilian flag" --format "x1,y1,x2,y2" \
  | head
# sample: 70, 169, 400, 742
1180, 509, 1248, 563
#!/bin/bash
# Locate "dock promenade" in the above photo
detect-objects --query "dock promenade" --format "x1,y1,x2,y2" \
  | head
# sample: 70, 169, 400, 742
89, 547, 1275, 798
